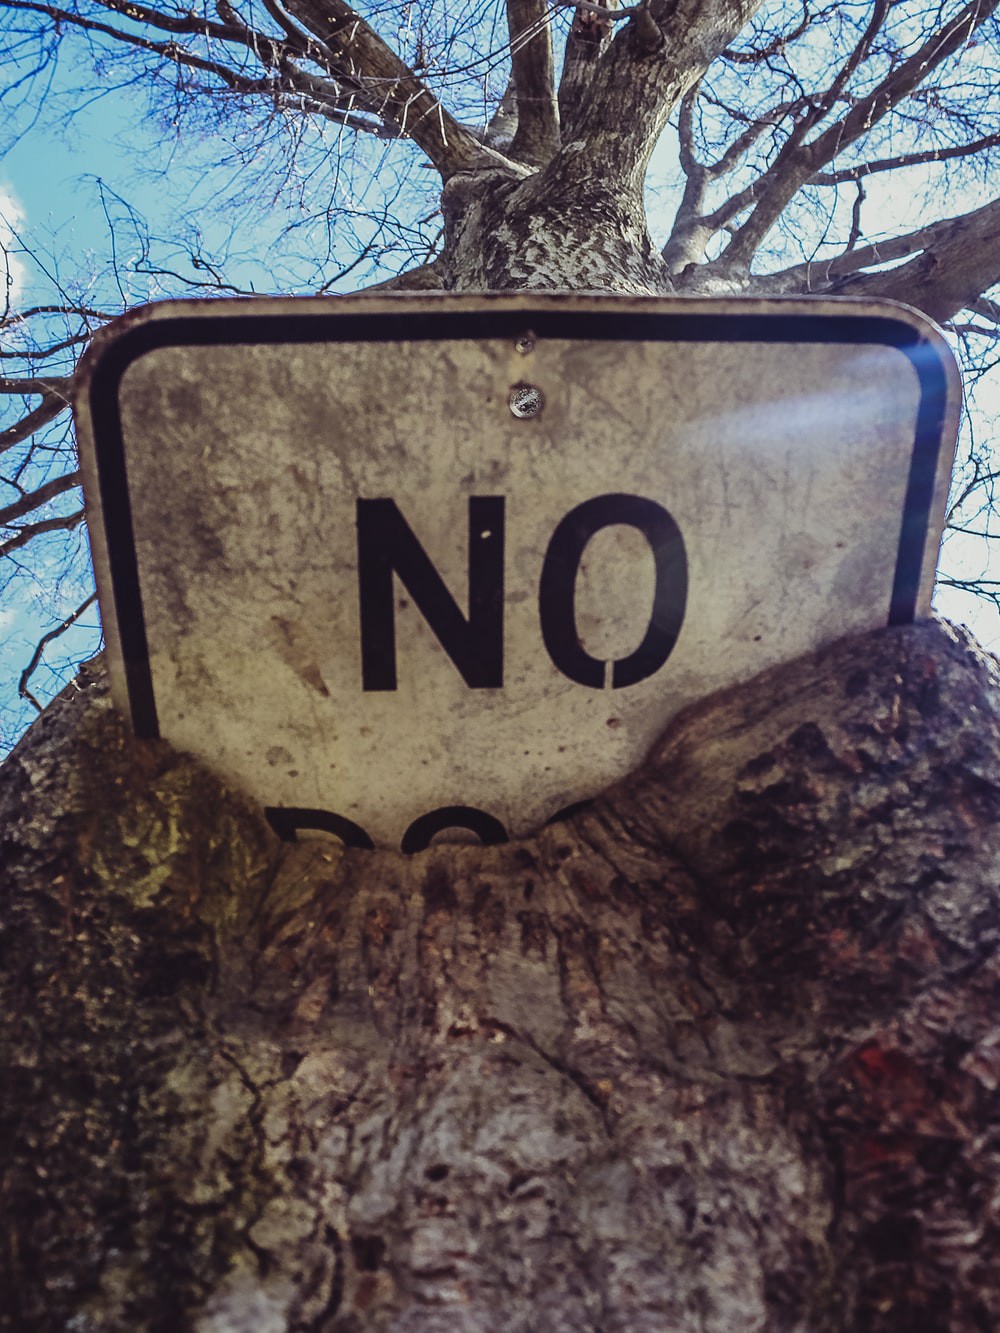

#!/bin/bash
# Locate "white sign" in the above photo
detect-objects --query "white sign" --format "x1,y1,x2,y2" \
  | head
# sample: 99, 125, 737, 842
75, 293, 961, 850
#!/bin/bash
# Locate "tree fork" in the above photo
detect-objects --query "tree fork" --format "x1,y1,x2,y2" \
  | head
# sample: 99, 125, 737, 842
2, 617, 999, 1329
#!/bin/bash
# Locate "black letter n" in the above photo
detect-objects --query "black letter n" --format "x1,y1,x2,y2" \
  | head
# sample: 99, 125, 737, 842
357, 497, 504, 690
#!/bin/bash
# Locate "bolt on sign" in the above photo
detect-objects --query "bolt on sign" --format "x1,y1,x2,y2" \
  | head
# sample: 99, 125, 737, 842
75, 293, 961, 851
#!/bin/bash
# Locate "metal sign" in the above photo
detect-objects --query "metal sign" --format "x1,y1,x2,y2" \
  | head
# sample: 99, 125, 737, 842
74, 293, 961, 850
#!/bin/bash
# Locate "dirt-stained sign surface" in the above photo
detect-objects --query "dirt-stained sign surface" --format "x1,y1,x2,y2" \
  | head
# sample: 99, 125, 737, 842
74, 293, 961, 850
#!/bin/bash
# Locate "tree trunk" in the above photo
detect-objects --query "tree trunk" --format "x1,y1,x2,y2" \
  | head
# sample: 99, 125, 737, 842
3, 617, 1000, 1331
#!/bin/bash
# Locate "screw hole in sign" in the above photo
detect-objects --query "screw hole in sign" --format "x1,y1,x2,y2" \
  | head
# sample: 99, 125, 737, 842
508, 384, 544, 418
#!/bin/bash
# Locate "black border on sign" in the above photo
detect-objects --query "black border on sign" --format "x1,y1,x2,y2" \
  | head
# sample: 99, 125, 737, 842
86, 307, 952, 739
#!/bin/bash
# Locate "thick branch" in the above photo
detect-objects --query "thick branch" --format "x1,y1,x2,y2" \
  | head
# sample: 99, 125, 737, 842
0, 375, 71, 396
360, 258, 445, 292
662, 85, 714, 271
663, 80, 811, 273
811, 133, 1000, 185
281, 0, 500, 174
483, 76, 519, 151
826, 194, 1000, 323
505, 0, 559, 166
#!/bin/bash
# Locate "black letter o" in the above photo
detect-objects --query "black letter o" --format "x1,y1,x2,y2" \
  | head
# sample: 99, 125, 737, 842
538, 494, 687, 688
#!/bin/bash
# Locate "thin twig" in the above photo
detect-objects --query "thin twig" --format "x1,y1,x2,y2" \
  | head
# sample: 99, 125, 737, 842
18, 591, 98, 713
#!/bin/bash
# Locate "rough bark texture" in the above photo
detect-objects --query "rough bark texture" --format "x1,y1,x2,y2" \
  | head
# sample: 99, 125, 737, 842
3, 617, 1000, 1331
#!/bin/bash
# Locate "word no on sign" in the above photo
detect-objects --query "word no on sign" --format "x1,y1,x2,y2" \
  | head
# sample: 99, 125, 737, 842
75, 293, 960, 850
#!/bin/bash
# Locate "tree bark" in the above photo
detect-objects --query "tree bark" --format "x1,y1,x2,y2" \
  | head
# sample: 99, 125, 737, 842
3, 617, 1000, 1331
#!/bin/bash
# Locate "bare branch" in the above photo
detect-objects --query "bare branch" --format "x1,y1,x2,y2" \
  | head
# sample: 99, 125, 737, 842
0, 391, 70, 458
0, 305, 114, 327
948, 322, 1000, 338
828, 195, 1000, 323
676, 81, 701, 179
0, 469, 81, 527
559, 0, 643, 17
6, 0, 287, 74
811, 133, 1000, 186
801, 0, 889, 135
722, 0, 810, 63
89, 0, 243, 42
18, 591, 98, 713
808, 0, 999, 164
969, 295, 1000, 325
484, 76, 519, 151
360, 258, 445, 292
712, 0, 999, 271
0, 332, 92, 360
257, 0, 332, 55
0, 376, 71, 396
706, 94, 811, 176
663, 85, 714, 271
0, 507, 85, 561
845, 179, 864, 254
663, 77, 813, 271
3, 0, 367, 127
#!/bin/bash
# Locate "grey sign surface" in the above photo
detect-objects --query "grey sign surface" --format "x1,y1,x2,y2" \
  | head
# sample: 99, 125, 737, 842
75, 293, 961, 850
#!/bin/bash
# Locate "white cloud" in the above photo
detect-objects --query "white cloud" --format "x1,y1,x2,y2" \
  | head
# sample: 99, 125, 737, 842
0, 184, 28, 305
